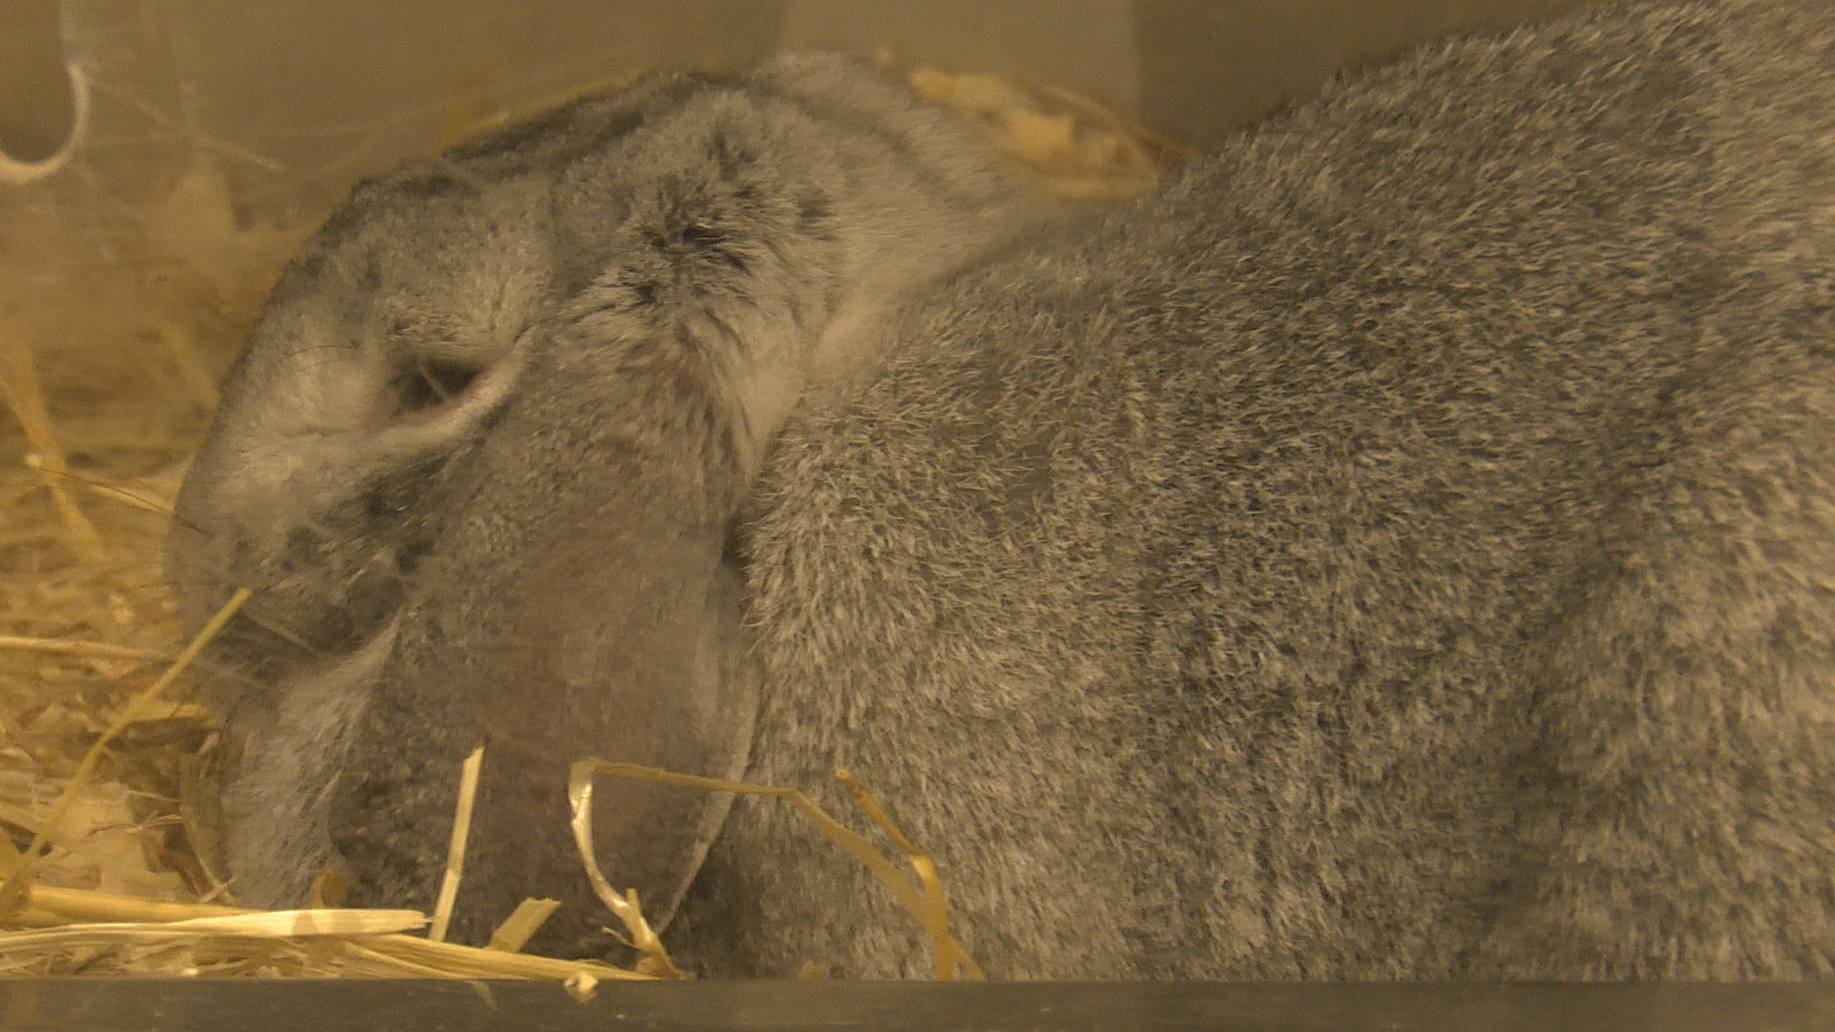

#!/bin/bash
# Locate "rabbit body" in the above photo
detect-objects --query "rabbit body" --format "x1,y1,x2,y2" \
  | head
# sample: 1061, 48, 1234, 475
172, 0, 1835, 979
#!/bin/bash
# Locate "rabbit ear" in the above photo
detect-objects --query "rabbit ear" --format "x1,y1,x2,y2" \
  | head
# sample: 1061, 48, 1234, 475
478, 537, 757, 946
541, 140, 845, 476
538, 72, 1033, 476
312, 319, 762, 950
326, 520, 758, 951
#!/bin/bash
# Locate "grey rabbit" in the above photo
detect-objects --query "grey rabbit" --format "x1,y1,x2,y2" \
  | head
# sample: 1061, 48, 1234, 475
170, 0, 1835, 979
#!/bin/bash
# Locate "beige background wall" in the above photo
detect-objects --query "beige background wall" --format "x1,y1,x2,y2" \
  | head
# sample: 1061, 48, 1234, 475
0, 0, 72, 162
4, 0, 1591, 216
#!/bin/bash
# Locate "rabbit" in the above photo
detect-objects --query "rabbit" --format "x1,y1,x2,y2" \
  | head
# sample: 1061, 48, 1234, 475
169, 0, 1835, 980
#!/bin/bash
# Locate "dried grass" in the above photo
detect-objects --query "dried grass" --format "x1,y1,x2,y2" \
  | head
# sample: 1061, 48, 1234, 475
899, 60, 1191, 200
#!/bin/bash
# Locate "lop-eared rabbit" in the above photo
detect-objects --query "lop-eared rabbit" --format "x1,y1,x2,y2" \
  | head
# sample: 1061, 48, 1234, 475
171, 0, 1835, 978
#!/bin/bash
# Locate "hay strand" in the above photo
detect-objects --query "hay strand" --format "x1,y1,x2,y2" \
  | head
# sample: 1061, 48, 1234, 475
904, 65, 1186, 200
0, 636, 167, 662
10, 587, 248, 883
486, 898, 560, 953
0, 907, 428, 951
156, 324, 221, 411
566, 761, 685, 979
571, 760, 980, 980
427, 745, 483, 943
836, 769, 981, 980
1, 341, 107, 563
2, 881, 652, 981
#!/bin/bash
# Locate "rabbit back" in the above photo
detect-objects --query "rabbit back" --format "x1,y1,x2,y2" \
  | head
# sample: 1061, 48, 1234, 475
667, 0, 1835, 978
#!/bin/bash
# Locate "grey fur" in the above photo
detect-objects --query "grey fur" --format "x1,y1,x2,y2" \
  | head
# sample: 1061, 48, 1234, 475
172, 1, 1835, 978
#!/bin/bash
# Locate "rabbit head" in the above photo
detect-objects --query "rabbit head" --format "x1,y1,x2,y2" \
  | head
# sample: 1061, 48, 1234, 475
169, 53, 1028, 952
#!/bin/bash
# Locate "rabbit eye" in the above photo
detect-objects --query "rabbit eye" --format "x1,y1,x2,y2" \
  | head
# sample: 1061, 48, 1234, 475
388, 357, 482, 419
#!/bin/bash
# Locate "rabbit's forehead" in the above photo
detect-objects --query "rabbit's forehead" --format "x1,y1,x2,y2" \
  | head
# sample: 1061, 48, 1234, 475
293, 71, 903, 320
545, 98, 821, 224
352, 175, 552, 277
260, 179, 552, 342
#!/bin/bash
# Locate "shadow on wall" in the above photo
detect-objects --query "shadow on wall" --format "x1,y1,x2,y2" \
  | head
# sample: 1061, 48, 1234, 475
1135, 0, 1595, 142
1, 0, 1597, 198
779, 0, 1597, 143
0, 0, 77, 165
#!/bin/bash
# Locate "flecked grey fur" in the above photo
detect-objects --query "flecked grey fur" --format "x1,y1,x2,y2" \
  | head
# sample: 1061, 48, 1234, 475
173, 1, 1835, 978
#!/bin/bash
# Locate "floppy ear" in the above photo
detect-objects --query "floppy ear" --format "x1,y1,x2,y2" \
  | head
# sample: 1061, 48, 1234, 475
479, 528, 758, 950
326, 504, 759, 954
316, 310, 763, 953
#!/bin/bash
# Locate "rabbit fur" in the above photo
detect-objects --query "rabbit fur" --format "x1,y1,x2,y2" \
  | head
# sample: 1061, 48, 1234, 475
171, 0, 1835, 978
